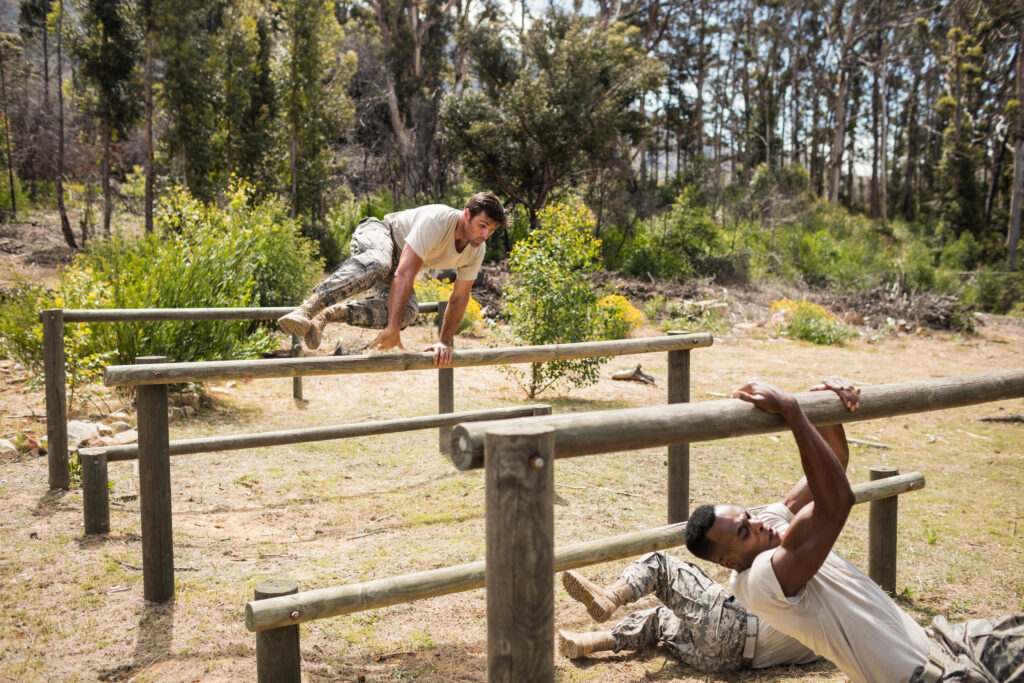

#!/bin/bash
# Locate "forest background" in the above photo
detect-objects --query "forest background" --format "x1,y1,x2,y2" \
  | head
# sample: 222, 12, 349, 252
1, 0, 1023, 321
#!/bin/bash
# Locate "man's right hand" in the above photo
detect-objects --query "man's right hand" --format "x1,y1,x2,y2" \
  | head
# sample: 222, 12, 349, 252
732, 379, 798, 416
368, 327, 404, 353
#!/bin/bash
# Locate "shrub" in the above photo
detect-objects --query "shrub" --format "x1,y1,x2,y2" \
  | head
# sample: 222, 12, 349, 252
597, 294, 643, 340
0, 283, 49, 372
770, 299, 854, 346
1, 184, 322, 404
413, 277, 483, 335
504, 201, 606, 398
624, 188, 720, 281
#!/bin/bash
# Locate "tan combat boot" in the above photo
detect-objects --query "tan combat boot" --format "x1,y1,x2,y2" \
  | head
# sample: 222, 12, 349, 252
557, 630, 616, 659
278, 297, 323, 338
562, 570, 633, 622
304, 302, 349, 350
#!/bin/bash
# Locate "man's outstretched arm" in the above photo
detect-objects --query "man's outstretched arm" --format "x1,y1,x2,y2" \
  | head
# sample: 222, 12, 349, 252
783, 377, 859, 515
733, 380, 855, 596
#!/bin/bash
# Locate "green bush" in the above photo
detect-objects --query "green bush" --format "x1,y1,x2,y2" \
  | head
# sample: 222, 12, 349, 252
770, 299, 854, 346
625, 188, 720, 281
504, 201, 606, 398
962, 270, 1024, 314
0, 283, 49, 372
1, 183, 322, 403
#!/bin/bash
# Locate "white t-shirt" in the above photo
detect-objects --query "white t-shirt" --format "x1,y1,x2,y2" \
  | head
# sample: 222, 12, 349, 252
752, 620, 821, 668
383, 204, 485, 281
731, 503, 929, 683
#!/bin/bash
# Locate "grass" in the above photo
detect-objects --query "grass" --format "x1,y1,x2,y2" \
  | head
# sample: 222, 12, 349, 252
0, 318, 1022, 681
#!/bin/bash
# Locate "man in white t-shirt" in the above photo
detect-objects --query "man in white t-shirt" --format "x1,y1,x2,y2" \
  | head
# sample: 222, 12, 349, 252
278, 192, 505, 367
683, 377, 1024, 683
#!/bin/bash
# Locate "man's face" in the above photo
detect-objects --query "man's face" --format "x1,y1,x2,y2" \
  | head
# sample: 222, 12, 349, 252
705, 505, 781, 572
462, 209, 499, 247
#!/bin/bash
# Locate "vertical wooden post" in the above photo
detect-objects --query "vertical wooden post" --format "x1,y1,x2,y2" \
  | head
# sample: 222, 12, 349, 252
136, 356, 174, 602
666, 346, 691, 523
869, 466, 899, 594
254, 579, 301, 683
485, 424, 555, 682
81, 452, 110, 535
290, 334, 303, 401
437, 300, 454, 454
42, 309, 69, 490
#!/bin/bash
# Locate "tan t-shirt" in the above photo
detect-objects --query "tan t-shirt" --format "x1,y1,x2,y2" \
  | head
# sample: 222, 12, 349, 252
383, 204, 485, 281
731, 503, 929, 683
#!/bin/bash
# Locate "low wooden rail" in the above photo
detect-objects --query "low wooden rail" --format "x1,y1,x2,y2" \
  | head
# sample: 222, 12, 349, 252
103, 333, 713, 603
246, 472, 925, 680
76, 405, 550, 535
40, 303, 439, 490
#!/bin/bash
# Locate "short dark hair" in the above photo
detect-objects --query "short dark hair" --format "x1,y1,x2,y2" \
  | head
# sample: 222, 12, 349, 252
465, 191, 507, 227
685, 504, 718, 561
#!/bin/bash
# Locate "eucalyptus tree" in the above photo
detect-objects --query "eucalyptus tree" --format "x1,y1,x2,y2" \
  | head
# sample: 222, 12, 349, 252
441, 12, 663, 228
68, 0, 141, 236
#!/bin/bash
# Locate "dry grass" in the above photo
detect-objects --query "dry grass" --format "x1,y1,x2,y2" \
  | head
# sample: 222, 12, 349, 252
1, 313, 1022, 682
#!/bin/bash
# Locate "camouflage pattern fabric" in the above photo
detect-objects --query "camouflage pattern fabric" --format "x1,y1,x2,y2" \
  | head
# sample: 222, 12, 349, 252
310, 218, 418, 329
911, 615, 1024, 682
609, 552, 749, 672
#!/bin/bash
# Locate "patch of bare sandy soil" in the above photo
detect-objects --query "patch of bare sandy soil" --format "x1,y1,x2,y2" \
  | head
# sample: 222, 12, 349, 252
0, 215, 1022, 682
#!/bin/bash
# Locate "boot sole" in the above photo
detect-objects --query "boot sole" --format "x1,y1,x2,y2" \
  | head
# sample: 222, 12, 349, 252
557, 630, 584, 659
278, 313, 311, 337
562, 571, 615, 622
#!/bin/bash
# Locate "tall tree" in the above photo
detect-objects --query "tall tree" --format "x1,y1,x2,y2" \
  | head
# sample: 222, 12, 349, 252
278, 0, 355, 221
69, 0, 141, 235
52, 0, 76, 247
442, 13, 663, 227
1009, 28, 1022, 270
826, 0, 867, 203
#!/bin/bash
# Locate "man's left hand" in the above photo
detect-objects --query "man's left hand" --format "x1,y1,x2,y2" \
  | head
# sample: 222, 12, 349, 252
810, 376, 860, 412
425, 341, 453, 368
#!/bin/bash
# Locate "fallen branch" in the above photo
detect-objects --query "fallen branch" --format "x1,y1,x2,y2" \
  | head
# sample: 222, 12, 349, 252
979, 414, 1024, 424
374, 650, 416, 662
847, 437, 891, 449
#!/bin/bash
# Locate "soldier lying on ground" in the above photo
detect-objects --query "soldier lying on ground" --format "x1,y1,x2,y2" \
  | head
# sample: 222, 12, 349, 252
684, 375, 1024, 682
557, 551, 821, 672
278, 192, 505, 368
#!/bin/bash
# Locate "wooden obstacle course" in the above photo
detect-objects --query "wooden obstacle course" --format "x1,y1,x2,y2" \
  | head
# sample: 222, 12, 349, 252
41, 303, 437, 490
100, 333, 712, 603
246, 471, 927, 680
76, 404, 550, 535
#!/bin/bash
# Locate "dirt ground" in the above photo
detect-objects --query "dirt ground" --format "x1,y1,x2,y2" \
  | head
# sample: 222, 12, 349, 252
0, 213, 1023, 682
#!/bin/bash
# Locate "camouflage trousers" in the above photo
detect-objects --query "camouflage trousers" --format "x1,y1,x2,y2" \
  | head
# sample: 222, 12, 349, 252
911, 614, 1024, 682
609, 552, 750, 672
308, 218, 418, 329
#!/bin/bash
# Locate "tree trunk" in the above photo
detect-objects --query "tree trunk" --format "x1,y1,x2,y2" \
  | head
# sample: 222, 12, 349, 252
55, 0, 76, 249
144, 26, 154, 234
102, 115, 112, 235
879, 41, 888, 225
0, 44, 16, 216
1009, 31, 1023, 270
827, 0, 866, 203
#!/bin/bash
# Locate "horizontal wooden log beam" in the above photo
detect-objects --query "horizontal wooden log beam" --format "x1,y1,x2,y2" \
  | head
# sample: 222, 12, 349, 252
450, 369, 1024, 470
56, 302, 439, 324
104, 334, 714, 387
79, 405, 549, 462
245, 472, 925, 632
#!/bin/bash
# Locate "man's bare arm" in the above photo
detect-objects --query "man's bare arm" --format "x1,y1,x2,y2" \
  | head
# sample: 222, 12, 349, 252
369, 245, 422, 352
733, 380, 855, 596
783, 377, 859, 514
426, 278, 473, 368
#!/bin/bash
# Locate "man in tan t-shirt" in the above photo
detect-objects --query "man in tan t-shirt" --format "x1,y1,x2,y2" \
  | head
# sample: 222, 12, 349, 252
278, 192, 505, 368
684, 377, 1024, 683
